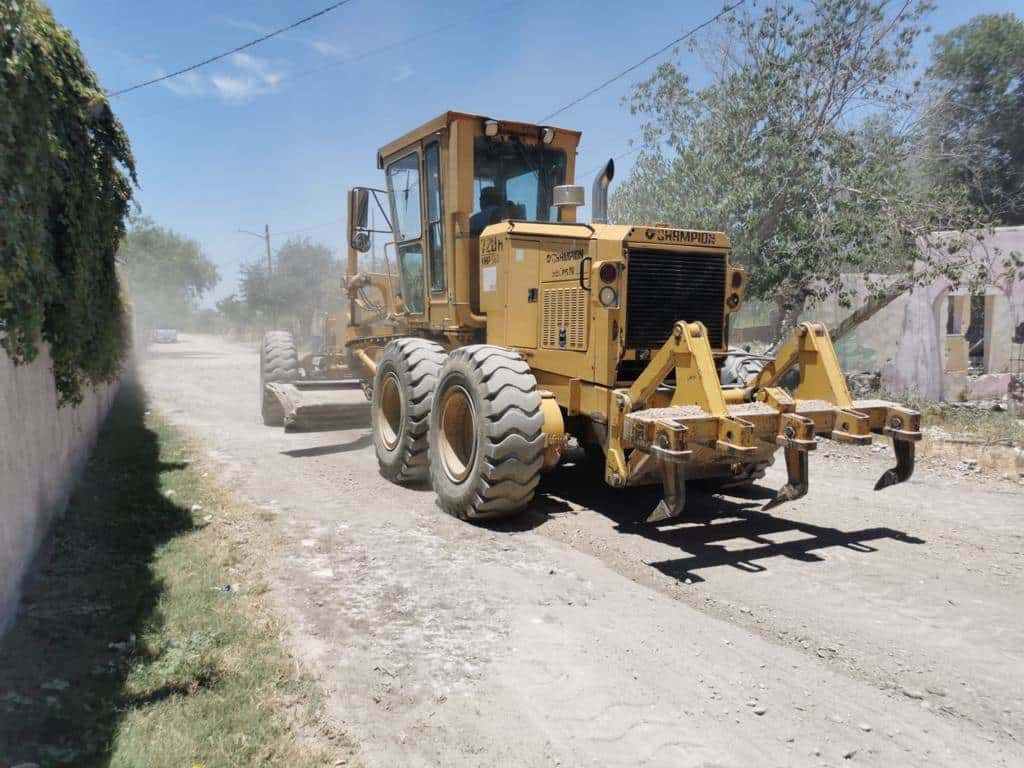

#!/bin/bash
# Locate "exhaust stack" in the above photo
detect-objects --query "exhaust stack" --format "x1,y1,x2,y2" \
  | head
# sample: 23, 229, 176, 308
591, 158, 615, 224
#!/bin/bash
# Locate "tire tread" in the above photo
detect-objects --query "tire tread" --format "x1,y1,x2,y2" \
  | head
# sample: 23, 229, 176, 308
430, 345, 545, 520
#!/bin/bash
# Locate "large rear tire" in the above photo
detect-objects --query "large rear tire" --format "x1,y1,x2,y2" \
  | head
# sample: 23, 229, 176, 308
260, 331, 298, 426
371, 338, 447, 483
428, 345, 545, 520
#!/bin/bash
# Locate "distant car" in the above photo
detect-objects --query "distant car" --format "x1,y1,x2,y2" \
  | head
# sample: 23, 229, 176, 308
151, 328, 178, 343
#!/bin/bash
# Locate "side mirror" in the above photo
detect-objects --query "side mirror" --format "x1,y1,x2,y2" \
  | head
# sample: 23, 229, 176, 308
348, 188, 371, 253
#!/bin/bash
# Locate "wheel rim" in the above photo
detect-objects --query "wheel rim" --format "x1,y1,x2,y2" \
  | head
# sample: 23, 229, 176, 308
378, 371, 403, 450
439, 384, 477, 484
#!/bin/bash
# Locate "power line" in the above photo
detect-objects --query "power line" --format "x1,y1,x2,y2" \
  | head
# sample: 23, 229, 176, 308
577, 146, 641, 182
124, 1, 519, 129
107, 0, 357, 97
539, 0, 745, 123
287, 2, 514, 82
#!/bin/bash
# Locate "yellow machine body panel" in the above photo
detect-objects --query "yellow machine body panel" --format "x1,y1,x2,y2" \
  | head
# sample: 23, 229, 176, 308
477, 222, 743, 391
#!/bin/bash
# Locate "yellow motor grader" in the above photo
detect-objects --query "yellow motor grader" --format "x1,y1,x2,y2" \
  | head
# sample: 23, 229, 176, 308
260, 110, 921, 522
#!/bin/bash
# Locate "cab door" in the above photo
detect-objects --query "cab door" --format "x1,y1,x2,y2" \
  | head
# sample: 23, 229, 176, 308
385, 151, 426, 316
423, 140, 447, 325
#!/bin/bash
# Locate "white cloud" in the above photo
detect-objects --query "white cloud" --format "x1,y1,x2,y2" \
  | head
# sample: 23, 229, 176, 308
209, 53, 284, 102
219, 15, 347, 58
154, 51, 284, 103
391, 64, 414, 83
309, 39, 343, 56
161, 69, 206, 97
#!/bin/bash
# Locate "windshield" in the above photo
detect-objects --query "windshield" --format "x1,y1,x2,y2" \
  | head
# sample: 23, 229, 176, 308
470, 138, 566, 235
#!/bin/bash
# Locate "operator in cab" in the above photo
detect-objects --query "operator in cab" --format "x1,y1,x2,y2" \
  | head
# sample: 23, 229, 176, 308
469, 186, 503, 236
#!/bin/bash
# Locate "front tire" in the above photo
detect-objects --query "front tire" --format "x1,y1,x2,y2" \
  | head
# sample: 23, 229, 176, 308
371, 338, 447, 483
260, 331, 298, 426
428, 346, 545, 520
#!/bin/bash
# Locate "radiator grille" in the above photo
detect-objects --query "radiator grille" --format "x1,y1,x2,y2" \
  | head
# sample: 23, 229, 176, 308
541, 287, 587, 350
625, 248, 726, 349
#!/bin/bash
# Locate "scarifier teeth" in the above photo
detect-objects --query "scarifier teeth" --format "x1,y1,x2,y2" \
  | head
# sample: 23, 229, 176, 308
874, 469, 899, 491
763, 482, 807, 511
647, 499, 680, 524
874, 439, 915, 491
647, 461, 687, 523
763, 446, 809, 512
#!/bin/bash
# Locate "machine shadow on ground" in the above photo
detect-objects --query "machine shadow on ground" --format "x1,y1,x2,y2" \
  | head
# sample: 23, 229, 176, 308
280, 432, 373, 457
523, 459, 926, 584
275, 426, 929, 586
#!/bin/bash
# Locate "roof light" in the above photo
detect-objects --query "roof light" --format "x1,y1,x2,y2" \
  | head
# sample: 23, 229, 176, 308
541, 127, 555, 144
484, 119, 499, 137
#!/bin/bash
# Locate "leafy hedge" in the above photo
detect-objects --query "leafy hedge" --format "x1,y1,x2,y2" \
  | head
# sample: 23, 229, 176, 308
1, 0, 135, 403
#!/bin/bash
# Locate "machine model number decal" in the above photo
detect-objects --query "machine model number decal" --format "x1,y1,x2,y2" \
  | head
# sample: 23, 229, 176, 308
644, 228, 717, 246
480, 237, 503, 264
550, 265, 577, 279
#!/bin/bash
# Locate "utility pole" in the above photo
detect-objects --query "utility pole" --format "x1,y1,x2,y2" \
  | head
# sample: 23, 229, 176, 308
240, 224, 276, 329
263, 223, 272, 276
240, 225, 272, 274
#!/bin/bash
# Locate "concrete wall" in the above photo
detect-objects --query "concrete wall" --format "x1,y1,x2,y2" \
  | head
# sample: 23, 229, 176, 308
0, 344, 118, 634
732, 287, 910, 371
733, 226, 1024, 399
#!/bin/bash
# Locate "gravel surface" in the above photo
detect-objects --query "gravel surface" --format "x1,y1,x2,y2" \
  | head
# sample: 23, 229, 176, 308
140, 334, 1024, 768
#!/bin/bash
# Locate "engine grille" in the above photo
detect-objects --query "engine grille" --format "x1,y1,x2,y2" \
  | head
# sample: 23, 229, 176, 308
541, 286, 587, 350
625, 248, 727, 349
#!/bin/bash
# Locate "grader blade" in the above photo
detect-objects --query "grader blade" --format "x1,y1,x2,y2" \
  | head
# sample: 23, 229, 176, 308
265, 379, 369, 431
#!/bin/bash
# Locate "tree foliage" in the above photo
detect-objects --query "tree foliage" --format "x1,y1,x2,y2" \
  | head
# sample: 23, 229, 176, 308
118, 216, 219, 334
925, 13, 1024, 225
238, 238, 341, 334
215, 294, 252, 329
1, 0, 136, 402
611, 0, 989, 339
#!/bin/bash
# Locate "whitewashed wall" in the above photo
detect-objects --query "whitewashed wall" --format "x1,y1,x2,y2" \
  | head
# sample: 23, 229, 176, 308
0, 344, 118, 634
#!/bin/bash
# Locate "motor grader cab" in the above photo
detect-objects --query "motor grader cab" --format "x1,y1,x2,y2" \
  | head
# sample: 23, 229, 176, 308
263, 110, 921, 522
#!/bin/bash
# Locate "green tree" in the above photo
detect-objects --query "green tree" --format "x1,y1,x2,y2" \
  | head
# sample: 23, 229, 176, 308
1, 0, 135, 403
239, 238, 341, 336
611, 0, 989, 342
926, 13, 1024, 225
215, 294, 254, 331
273, 238, 342, 332
239, 262, 278, 326
118, 217, 219, 337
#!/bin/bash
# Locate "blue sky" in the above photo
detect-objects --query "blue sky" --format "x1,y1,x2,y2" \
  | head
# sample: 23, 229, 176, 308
48, 0, 1023, 305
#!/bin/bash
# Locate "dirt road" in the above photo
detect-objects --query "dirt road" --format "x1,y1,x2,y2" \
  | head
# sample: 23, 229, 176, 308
141, 334, 1023, 767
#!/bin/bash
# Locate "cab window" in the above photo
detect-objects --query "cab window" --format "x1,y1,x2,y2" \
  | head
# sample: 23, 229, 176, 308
470, 138, 566, 235
424, 141, 445, 293
386, 152, 424, 314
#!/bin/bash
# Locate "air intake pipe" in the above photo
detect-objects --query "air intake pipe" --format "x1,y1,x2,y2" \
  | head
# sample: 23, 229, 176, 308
591, 158, 615, 224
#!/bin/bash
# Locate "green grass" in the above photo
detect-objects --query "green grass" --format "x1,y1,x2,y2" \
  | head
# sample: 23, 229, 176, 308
0, 383, 353, 767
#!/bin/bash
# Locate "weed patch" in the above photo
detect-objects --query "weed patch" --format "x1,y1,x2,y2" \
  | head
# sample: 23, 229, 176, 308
0, 382, 354, 767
